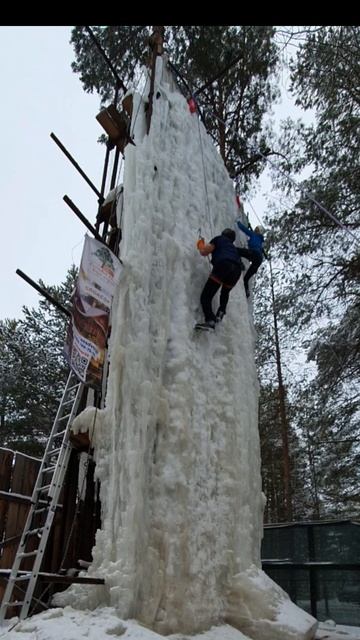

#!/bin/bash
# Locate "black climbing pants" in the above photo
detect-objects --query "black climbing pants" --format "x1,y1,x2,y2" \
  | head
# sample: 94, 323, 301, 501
238, 248, 263, 287
200, 260, 243, 323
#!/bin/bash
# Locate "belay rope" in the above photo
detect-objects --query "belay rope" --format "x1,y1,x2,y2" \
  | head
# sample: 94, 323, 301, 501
193, 97, 214, 245
167, 61, 216, 245
193, 104, 215, 270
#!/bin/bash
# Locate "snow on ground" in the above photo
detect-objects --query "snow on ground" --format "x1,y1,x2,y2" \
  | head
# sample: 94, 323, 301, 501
0, 607, 255, 639
316, 621, 360, 639
0, 608, 359, 640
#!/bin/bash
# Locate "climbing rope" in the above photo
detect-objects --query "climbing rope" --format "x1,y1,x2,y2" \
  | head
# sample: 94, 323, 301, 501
167, 61, 216, 245
196, 113, 214, 240
167, 60, 210, 134
248, 198, 265, 228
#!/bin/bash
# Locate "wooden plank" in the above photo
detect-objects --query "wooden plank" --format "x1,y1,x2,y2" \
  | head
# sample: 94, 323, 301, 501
69, 431, 90, 451
0, 490, 31, 504
0, 449, 14, 601
0, 445, 102, 614
0, 453, 40, 571
11, 451, 40, 494
96, 109, 120, 140
39, 574, 104, 585
107, 103, 127, 130
0, 450, 14, 605
0, 449, 14, 541
59, 451, 79, 570
0, 534, 21, 549
78, 460, 100, 564
0, 449, 13, 490
0, 570, 104, 585
44, 449, 79, 576
107, 105, 128, 151
96, 106, 128, 153
122, 94, 133, 117
0, 451, 40, 614
0, 568, 104, 619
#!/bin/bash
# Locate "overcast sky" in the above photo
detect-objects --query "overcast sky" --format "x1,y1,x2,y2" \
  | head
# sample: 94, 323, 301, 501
0, 26, 105, 319
0, 26, 308, 321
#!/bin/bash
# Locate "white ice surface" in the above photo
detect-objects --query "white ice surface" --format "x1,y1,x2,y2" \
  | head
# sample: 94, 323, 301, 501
58, 56, 316, 639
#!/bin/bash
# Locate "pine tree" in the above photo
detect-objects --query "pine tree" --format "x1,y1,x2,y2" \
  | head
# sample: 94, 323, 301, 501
262, 26, 360, 518
0, 266, 77, 456
70, 25, 280, 192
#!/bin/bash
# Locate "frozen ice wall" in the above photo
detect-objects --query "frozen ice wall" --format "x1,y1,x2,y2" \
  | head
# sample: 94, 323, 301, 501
66, 57, 316, 640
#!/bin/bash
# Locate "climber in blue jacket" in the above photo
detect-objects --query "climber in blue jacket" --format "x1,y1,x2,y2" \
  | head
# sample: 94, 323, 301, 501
236, 219, 266, 297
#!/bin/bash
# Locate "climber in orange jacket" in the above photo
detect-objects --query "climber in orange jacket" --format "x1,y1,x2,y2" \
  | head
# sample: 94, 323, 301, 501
195, 228, 244, 331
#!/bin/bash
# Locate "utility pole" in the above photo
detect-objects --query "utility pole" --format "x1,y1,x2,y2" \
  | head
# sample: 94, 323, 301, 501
269, 258, 292, 521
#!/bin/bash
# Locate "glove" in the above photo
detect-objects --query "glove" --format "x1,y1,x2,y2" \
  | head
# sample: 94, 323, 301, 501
196, 237, 205, 250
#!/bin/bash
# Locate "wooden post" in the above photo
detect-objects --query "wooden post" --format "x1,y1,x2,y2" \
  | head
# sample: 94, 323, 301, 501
146, 26, 165, 134
269, 259, 292, 521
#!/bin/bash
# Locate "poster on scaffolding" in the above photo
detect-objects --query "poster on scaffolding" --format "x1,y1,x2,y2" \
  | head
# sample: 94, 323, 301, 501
64, 235, 123, 388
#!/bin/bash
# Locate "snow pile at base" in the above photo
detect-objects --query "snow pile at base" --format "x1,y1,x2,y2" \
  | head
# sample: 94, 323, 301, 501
2, 607, 358, 640
66, 56, 316, 639
0, 606, 300, 640
225, 565, 317, 639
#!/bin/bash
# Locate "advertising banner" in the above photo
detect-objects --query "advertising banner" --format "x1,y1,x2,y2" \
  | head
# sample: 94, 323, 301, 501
64, 235, 122, 388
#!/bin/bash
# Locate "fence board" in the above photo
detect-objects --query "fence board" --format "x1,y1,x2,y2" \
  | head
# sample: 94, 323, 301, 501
0, 449, 14, 541
0, 449, 15, 606
0, 453, 40, 570
0, 445, 100, 617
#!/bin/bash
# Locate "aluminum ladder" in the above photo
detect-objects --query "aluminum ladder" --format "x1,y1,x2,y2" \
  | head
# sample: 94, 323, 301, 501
0, 371, 84, 624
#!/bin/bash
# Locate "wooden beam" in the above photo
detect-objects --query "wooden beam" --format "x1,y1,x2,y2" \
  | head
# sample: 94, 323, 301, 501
122, 94, 133, 117
0, 491, 31, 505
69, 431, 91, 452
0, 569, 104, 585
96, 105, 130, 153
107, 103, 128, 129
96, 109, 121, 140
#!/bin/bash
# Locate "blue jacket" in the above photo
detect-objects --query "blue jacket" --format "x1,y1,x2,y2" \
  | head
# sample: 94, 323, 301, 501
236, 220, 264, 255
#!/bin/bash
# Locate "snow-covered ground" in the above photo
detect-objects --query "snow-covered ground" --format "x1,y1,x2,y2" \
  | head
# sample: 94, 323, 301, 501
316, 621, 360, 640
0, 607, 359, 640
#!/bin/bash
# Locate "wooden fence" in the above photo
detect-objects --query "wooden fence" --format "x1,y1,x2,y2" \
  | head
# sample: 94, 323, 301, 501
0, 446, 100, 616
